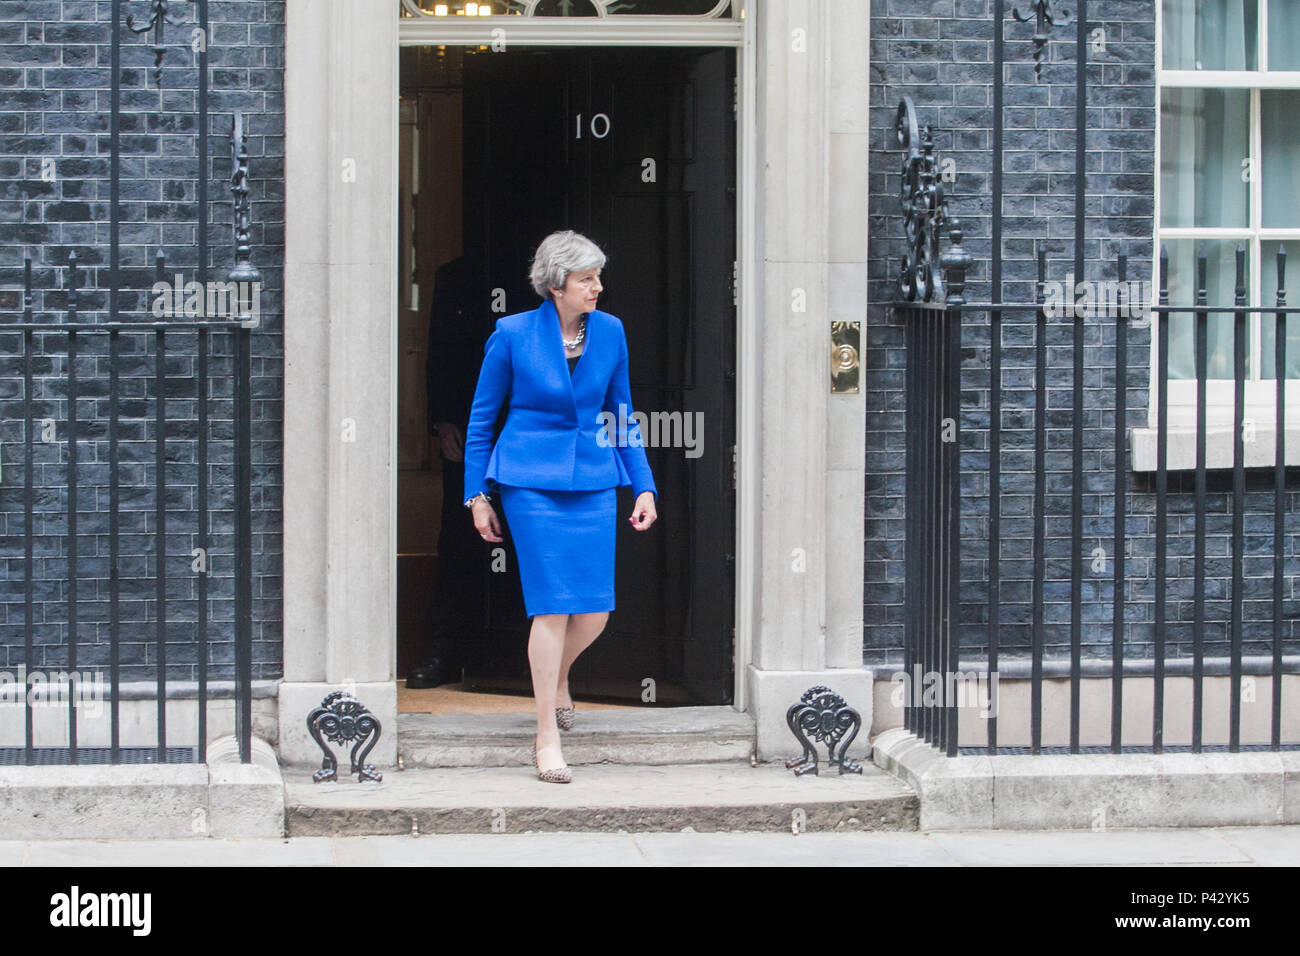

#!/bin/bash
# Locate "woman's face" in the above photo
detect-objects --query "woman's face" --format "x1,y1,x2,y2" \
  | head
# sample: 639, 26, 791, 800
551, 267, 602, 316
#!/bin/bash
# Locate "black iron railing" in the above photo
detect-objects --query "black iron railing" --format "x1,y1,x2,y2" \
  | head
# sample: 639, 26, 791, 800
0, 0, 257, 764
899, 244, 1300, 757
890, 0, 1298, 757
2, 252, 254, 766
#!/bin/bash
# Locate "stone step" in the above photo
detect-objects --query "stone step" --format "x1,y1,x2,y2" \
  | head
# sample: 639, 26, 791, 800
283, 760, 918, 836
394, 705, 757, 767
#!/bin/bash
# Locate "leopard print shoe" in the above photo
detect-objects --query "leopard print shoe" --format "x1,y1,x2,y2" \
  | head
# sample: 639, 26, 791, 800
532, 743, 572, 784
555, 706, 576, 731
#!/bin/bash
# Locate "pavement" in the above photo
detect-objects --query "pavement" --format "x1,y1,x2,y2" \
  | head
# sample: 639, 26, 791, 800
3, 824, 1298, 866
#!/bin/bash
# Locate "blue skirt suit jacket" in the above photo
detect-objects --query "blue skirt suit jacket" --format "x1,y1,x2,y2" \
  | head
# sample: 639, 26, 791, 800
461, 296, 657, 615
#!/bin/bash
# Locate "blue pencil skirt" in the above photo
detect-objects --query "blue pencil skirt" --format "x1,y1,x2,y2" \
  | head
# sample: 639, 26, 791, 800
496, 484, 618, 617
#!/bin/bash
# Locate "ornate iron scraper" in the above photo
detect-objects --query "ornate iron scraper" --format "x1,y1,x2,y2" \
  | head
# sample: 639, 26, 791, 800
307, 692, 384, 783
785, 685, 863, 776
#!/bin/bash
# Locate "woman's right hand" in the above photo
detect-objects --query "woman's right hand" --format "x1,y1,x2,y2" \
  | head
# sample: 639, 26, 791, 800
472, 499, 503, 543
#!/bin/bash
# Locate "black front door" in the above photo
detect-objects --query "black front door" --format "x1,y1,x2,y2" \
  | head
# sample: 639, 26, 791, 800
458, 47, 736, 705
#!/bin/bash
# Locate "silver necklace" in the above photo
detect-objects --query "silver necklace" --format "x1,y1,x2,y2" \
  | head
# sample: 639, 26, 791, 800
562, 316, 587, 351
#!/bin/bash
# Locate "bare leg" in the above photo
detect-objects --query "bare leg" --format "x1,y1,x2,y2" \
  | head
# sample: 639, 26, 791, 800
556, 611, 609, 709
528, 613, 569, 772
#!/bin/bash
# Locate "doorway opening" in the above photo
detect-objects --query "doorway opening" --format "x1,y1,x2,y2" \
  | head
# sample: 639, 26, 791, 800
396, 44, 737, 713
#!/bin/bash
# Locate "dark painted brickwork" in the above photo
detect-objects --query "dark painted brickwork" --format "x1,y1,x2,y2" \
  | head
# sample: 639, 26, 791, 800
866, 0, 1300, 665
0, 0, 285, 681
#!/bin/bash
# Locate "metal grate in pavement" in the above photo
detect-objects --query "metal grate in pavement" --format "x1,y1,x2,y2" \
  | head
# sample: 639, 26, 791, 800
0, 747, 198, 766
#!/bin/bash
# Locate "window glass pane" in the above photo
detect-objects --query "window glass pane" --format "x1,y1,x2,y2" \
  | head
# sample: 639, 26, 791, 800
406, 0, 734, 13
1262, 91, 1300, 226
487, 0, 733, 13
1160, 88, 1250, 228
1269, 0, 1300, 69
1260, 241, 1300, 378
525, 0, 599, 15
1162, 0, 1258, 70
1162, 239, 1250, 379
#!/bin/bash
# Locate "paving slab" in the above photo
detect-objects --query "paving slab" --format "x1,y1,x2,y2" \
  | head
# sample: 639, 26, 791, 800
22, 837, 337, 867
925, 828, 1256, 867
630, 831, 958, 867
0, 842, 27, 867
328, 832, 648, 867
5, 826, 1297, 866
283, 761, 918, 835
1212, 825, 1300, 866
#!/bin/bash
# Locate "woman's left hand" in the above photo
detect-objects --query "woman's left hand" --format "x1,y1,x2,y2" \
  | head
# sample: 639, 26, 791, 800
629, 491, 657, 531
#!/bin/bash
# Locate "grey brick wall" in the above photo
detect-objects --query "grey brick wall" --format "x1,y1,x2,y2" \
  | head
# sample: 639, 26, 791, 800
0, 0, 284, 681
865, 0, 1300, 665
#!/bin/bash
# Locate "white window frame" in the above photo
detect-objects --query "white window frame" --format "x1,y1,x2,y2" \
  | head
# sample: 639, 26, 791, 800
1137, 0, 1300, 469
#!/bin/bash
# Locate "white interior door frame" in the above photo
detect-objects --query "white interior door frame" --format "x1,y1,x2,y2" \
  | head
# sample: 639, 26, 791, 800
396, 4, 757, 709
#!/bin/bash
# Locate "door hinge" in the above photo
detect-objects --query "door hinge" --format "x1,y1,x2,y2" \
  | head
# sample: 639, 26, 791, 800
732, 259, 738, 307
733, 75, 739, 116
731, 443, 737, 489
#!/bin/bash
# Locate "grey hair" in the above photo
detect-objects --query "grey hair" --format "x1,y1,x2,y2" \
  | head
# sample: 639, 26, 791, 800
528, 230, 607, 299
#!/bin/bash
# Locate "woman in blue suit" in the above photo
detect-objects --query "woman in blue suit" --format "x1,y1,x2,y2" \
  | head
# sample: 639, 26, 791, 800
462, 230, 658, 783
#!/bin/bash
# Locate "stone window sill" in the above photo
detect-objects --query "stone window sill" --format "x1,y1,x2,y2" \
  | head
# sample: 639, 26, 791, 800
1130, 425, 1300, 472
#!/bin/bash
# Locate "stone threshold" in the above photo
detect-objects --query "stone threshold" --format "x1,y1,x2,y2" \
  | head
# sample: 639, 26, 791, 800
873, 727, 1300, 830
283, 761, 918, 835
395, 705, 757, 767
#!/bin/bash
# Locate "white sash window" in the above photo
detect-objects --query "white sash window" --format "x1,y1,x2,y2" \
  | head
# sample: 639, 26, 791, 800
1141, 1, 1300, 468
